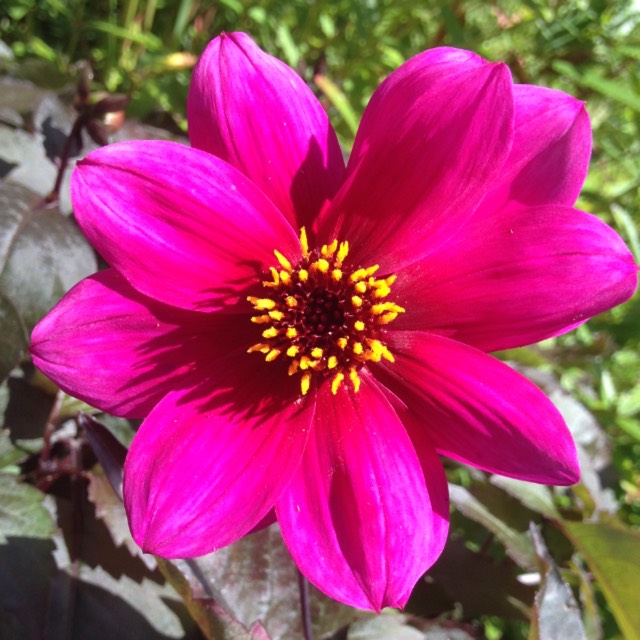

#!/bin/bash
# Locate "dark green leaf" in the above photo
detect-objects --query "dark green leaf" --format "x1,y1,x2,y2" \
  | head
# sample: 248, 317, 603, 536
0, 182, 97, 379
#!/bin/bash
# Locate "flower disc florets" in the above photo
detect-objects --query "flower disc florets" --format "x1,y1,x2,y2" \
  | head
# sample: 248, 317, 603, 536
248, 228, 404, 396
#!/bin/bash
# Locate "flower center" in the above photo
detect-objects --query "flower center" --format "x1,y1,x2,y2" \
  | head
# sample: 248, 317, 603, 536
247, 228, 404, 396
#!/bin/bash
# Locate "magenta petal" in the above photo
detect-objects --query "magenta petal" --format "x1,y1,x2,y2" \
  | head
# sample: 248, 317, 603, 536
125, 387, 314, 558
478, 84, 591, 214
188, 32, 345, 230
378, 332, 580, 485
316, 47, 514, 271
29, 270, 238, 418
72, 140, 300, 312
276, 372, 449, 611
393, 204, 638, 352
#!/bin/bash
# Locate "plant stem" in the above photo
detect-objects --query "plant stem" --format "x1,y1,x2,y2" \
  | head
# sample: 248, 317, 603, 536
298, 568, 314, 640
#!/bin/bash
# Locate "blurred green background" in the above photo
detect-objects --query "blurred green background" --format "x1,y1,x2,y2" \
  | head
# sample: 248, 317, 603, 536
1, 1, 640, 638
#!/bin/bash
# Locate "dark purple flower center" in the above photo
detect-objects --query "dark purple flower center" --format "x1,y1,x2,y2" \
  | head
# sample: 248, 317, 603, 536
247, 228, 404, 395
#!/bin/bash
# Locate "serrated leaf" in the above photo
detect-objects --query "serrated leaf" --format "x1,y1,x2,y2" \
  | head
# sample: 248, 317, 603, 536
529, 524, 586, 640
161, 525, 365, 640
0, 182, 97, 379
562, 521, 640, 640
0, 474, 55, 541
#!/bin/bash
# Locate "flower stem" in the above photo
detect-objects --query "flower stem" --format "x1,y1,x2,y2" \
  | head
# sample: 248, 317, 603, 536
297, 568, 314, 640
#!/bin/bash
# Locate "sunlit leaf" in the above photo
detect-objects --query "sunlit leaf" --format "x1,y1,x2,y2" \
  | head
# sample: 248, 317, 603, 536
562, 521, 640, 640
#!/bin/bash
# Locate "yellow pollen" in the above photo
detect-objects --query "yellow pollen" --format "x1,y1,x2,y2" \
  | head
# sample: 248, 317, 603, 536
349, 368, 361, 392
262, 327, 279, 339
248, 297, 277, 310
300, 227, 309, 257
267, 267, 280, 286
247, 343, 270, 353
321, 240, 338, 256
331, 372, 345, 395
312, 258, 329, 273
336, 241, 349, 265
248, 231, 403, 398
274, 250, 292, 271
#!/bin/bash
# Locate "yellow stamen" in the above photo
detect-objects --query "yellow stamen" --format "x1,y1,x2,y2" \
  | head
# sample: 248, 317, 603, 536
300, 373, 311, 395
331, 372, 345, 395
327, 355, 338, 369
285, 296, 298, 307
378, 312, 399, 324
354, 281, 367, 294
265, 349, 281, 362
352, 342, 364, 355
349, 368, 361, 392
248, 297, 276, 310
321, 239, 338, 257
280, 270, 292, 285
311, 347, 323, 359
300, 227, 309, 257
354, 320, 365, 331
332, 269, 342, 282
299, 355, 312, 370
298, 269, 309, 283
286, 345, 299, 357
351, 296, 363, 308
251, 315, 271, 324
312, 258, 329, 273
262, 327, 278, 339
286, 327, 298, 339
247, 343, 270, 353
350, 268, 367, 282
268, 310, 284, 321
269, 267, 280, 285
274, 250, 292, 271
337, 337, 348, 350
336, 241, 349, 265
288, 360, 300, 375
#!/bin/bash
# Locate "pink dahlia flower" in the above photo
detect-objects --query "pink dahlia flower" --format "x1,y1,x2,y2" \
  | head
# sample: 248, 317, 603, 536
31, 33, 637, 610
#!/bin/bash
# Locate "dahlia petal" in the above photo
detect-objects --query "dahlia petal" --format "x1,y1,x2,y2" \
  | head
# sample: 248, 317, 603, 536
393, 205, 638, 352
378, 332, 580, 485
478, 84, 591, 213
30, 270, 240, 418
188, 32, 345, 230
72, 140, 300, 312
316, 47, 514, 271
125, 386, 314, 558
276, 372, 449, 611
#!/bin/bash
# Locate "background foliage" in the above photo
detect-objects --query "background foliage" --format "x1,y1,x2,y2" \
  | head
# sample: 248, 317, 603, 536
0, 1, 639, 638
